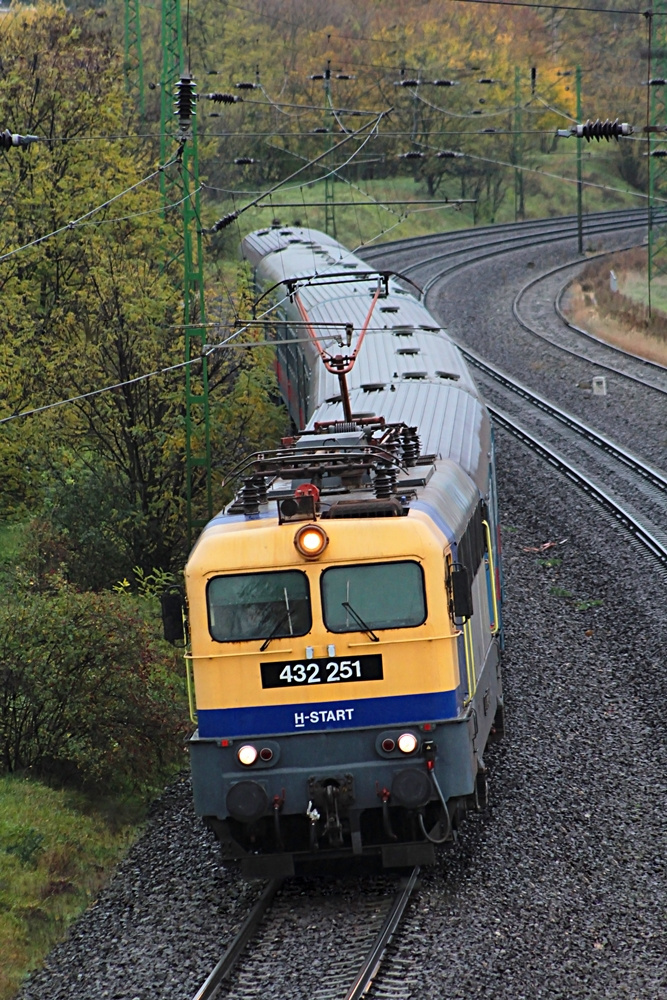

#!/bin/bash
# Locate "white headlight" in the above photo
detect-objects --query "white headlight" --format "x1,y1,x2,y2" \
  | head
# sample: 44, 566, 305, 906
237, 744, 258, 766
397, 732, 418, 754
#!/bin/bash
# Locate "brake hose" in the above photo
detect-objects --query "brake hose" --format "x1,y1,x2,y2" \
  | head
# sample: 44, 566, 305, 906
418, 768, 452, 844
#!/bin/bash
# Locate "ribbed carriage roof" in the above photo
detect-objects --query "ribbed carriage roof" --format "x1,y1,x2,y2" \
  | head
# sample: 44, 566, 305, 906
242, 227, 490, 489
242, 226, 344, 269
310, 382, 490, 492
242, 226, 478, 395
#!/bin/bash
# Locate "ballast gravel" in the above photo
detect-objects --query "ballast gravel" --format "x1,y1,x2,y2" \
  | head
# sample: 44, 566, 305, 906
16, 227, 667, 1000
374, 433, 667, 999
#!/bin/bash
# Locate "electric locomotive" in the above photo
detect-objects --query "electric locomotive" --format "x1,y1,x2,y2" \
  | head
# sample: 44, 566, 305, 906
168, 226, 504, 876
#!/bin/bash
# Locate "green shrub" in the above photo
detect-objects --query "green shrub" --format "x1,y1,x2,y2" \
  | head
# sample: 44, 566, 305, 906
36, 464, 142, 591
0, 582, 188, 793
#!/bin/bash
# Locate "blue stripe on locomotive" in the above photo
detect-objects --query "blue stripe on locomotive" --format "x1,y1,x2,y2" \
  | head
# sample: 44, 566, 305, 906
197, 688, 461, 739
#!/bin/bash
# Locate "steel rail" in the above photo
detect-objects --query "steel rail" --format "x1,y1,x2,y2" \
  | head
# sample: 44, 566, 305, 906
460, 345, 667, 496
190, 879, 282, 1000
418, 215, 651, 299
510, 254, 667, 394
361, 208, 659, 262
344, 866, 420, 1000
553, 269, 667, 375
363, 211, 660, 291
376, 212, 666, 400
189, 869, 419, 1000
490, 407, 667, 568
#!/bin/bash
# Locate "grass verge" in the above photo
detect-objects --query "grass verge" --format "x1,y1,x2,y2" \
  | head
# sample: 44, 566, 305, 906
561, 247, 667, 367
0, 775, 142, 1000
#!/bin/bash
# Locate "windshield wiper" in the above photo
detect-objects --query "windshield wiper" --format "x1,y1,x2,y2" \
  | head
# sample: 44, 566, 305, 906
259, 612, 289, 652
260, 588, 294, 652
342, 601, 379, 642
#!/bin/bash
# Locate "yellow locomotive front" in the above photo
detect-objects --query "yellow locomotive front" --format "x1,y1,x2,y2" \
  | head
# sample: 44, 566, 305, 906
181, 423, 503, 875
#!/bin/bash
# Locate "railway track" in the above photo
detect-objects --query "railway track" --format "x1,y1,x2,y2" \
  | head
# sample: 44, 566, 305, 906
460, 347, 667, 566
364, 211, 667, 566
362, 209, 654, 290
513, 256, 667, 394
190, 869, 420, 1000
554, 270, 667, 376
365, 208, 667, 411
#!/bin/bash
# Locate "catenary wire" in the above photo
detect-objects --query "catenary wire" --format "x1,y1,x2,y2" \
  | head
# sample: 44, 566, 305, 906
0, 218, 411, 426
0, 157, 181, 263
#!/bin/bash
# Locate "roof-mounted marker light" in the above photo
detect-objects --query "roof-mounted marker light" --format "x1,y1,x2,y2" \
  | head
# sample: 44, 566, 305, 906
294, 523, 329, 559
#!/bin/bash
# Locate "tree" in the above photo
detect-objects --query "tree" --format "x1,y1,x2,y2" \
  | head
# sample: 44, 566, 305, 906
0, 3, 286, 583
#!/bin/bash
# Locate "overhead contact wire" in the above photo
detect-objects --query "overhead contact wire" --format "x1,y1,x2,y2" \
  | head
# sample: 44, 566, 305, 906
0, 156, 181, 263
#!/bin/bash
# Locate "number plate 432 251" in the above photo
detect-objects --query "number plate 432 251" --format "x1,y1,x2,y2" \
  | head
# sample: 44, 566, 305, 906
260, 654, 383, 689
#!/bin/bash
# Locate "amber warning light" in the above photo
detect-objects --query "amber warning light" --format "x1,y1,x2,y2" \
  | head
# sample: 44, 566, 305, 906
294, 523, 329, 559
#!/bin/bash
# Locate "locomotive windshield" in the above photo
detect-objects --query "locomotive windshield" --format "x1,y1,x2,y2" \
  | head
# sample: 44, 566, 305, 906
207, 570, 311, 642
321, 561, 426, 633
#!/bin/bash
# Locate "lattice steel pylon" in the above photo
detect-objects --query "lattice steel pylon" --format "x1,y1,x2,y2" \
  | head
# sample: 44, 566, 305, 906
123, 0, 145, 115
160, 0, 184, 206
160, 0, 212, 544
648, 0, 667, 316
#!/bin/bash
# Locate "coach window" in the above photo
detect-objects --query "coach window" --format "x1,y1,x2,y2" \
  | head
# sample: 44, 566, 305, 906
321, 561, 426, 633
207, 570, 311, 642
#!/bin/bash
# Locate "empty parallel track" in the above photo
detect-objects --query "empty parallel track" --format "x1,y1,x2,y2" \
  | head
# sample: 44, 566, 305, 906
461, 348, 667, 566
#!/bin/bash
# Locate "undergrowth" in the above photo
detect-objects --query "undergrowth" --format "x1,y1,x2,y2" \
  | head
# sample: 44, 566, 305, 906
0, 777, 140, 1000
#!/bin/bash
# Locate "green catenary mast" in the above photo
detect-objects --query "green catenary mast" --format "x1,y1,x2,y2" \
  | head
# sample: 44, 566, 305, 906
123, 0, 145, 116
161, 0, 212, 544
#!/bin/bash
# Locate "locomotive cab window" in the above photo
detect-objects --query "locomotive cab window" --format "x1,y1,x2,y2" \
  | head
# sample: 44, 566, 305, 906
207, 570, 311, 643
321, 561, 426, 633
